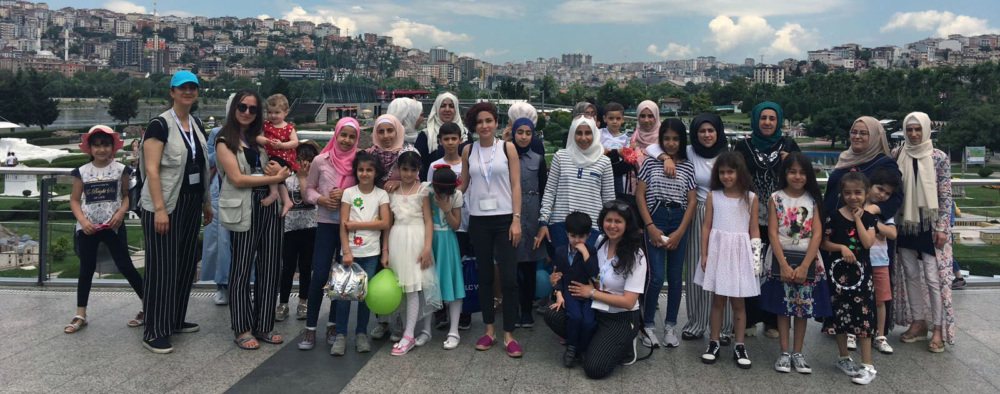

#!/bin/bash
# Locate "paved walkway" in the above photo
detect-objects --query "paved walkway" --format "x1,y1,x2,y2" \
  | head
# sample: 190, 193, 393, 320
4, 286, 1000, 393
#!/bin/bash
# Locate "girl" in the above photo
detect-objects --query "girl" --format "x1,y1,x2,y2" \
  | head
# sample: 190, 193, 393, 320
429, 165, 465, 349
386, 151, 441, 355
695, 151, 760, 369
366, 114, 417, 193
66, 125, 144, 334
635, 119, 696, 348
759, 152, 832, 374
511, 117, 548, 328
333, 152, 390, 355
275, 142, 320, 322
821, 172, 878, 385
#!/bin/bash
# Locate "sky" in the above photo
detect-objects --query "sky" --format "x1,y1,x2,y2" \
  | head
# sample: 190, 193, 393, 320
46, 0, 1000, 64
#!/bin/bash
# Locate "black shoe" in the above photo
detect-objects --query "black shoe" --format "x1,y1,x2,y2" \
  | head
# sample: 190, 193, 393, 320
733, 344, 752, 369
176, 322, 200, 333
719, 335, 731, 346
143, 337, 173, 354
458, 314, 471, 330
435, 315, 449, 330
701, 341, 720, 364
520, 314, 534, 328
563, 346, 578, 368
682, 331, 703, 341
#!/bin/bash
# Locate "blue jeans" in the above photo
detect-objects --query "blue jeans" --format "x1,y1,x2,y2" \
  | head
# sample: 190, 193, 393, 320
335, 256, 378, 335
200, 174, 231, 286
548, 222, 601, 251
305, 222, 342, 328
564, 294, 596, 351
643, 205, 688, 326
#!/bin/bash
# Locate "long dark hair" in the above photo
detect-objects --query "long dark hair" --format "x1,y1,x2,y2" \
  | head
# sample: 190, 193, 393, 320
709, 151, 754, 205
352, 151, 384, 185
777, 152, 823, 219
217, 89, 263, 153
659, 118, 688, 162
597, 200, 643, 279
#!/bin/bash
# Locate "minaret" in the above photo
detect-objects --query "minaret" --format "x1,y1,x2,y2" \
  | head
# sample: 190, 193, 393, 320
152, 0, 160, 72
64, 24, 69, 61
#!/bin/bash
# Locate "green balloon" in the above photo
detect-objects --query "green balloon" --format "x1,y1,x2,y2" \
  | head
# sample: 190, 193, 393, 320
365, 268, 402, 315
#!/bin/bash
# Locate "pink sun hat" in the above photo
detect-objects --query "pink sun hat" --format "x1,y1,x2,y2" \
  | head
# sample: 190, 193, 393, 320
79, 125, 124, 154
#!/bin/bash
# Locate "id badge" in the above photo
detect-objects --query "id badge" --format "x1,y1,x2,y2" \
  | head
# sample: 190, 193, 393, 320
479, 196, 498, 211
251, 167, 264, 176
188, 173, 201, 185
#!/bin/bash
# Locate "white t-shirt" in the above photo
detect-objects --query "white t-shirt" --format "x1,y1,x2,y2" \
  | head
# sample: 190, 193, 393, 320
591, 239, 647, 313
599, 128, 630, 149
871, 217, 895, 267
426, 157, 469, 232
341, 185, 390, 258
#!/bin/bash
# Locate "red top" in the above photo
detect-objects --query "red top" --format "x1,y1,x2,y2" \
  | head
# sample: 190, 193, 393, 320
262, 120, 299, 170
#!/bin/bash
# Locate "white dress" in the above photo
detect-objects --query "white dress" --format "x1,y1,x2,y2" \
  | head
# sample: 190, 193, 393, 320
389, 183, 432, 293
694, 190, 760, 298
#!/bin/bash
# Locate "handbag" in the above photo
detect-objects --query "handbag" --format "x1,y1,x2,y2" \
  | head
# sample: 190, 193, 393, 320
460, 255, 481, 314
326, 263, 368, 301
770, 249, 815, 281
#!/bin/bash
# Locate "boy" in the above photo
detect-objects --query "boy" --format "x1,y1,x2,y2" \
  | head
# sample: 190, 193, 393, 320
550, 212, 599, 368
425, 122, 463, 180
256, 94, 295, 212
599, 102, 628, 151
865, 167, 900, 355
601, 102, 637, 200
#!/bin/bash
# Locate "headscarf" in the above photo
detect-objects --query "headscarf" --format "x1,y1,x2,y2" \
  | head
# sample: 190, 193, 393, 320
631, 100, 660, 151
372, 114, 405, 151
511, 117, 540, 157
565, 117, 604, 167
424, 92, 467, 151
508, 102, 538, 124
689, 113, 727, 158
323, 117, 360, 189
387, 97, 423, 144
571, 101, 595, 119
896, 111, 938, 234
834, 116, 890, 170
749, 101, 784, 151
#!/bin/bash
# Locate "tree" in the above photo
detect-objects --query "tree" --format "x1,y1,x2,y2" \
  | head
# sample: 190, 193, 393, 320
807, 105, 856, 148
938, 104, 1000, 152
685, 90, 714, 115
108, 88, 140, 127
537, 75, 558, 103
21, 69, 59, 130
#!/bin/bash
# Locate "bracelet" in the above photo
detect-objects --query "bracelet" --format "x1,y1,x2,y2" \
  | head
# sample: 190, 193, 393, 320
588, 289, 597, 299
645, 223, 654, 228
513, 213, 521, 218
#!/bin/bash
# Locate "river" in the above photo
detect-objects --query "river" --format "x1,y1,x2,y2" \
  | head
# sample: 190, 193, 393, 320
18, 102, 228, 131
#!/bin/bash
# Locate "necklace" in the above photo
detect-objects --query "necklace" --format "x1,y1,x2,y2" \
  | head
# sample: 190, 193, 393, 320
401, 181, 419, 202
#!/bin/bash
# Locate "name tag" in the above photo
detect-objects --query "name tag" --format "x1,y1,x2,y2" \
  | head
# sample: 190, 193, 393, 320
479, 196, 498, 211
188, 173, 200, 185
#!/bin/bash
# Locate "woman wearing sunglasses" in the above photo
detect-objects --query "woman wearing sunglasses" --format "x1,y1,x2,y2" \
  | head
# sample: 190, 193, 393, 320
138, 70, 214, 354
214, 89, 292, 350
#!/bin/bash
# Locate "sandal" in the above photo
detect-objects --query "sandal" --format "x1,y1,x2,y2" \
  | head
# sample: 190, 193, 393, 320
929, 339, 946, 353
414, 331, 431, 347
234, 335, 260, 350
254, 331, 284, 344
900, 330, 928, 343
127, 311, 144, 327
65, 315, 87, 334
391, 335, 416, 356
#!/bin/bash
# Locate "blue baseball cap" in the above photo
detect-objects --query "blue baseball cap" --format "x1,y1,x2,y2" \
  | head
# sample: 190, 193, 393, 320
170, 70, 199, 87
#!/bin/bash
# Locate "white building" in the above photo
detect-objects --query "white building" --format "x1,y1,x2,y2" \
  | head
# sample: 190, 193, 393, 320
753, 64, 785, 86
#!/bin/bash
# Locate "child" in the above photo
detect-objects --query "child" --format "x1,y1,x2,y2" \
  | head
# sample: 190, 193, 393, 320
66, 125, 144, 333
866, 167, 900, 355
334, 152, 391, 355
759, 152, 833, 374
601, 102, 638, 202
256, 93, 296, 210
276, 142, 320, 322
695, 151, 761, 369
821, 172, 878, 385
386, 151, 441, 355
428, 165, 465, 349
549, 212, 599, 368
599, 102, 628, 150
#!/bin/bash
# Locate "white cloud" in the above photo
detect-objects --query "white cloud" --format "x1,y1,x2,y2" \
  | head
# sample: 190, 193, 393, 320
769, 23, 817, 55
414, 0, 525, 19
483, 48, 509, 57
646, 42, 692, 59
707, 15, 775, 51
257, 14, 271, 20
881, 10, 999, 37
384, 18, 471, 47
276, 6, 361, 37
162, 10, 193, 18
102, 0, 146, 14
550, 0, 846, 23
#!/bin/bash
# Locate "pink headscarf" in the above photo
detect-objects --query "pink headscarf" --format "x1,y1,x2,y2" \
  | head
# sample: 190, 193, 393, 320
373, 114, 405, 151
631, 100, 660, 150
323, 117, 360, 189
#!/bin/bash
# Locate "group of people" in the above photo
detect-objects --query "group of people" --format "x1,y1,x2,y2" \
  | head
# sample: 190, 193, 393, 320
64, 70, 956, 383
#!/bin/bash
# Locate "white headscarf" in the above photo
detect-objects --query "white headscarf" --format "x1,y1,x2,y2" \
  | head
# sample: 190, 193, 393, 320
423, 92, 467, 151
565, 117, 604, 167
508, 102, 537, 125
895, 111, 938, 234
387, 97, 423, 144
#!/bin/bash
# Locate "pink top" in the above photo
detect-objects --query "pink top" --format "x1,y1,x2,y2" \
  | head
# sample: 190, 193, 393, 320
305, 152, 356, 224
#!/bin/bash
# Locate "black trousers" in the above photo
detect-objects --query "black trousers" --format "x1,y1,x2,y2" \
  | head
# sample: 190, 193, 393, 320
279, 227, 315, 303
545, 307, 641, 379
469, 214, 519, 333
141, 192, 202, 341
229, 188, 283, 334
517, 261, 536, 319
75, 227, 143, 307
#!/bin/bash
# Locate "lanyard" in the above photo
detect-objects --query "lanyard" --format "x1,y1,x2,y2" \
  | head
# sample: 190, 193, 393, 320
477, 138, 498, 188
170, 109, 197, 160
242, 137, 260, 168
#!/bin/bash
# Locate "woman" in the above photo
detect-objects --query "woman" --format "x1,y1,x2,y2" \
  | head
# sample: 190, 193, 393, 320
138, 70, 213, 354
417, 92, 468, 179
366, 114, 416, 193
631, 100, 660, 164
545, 200, 648, 379
892, 112, 955, 352
387, 97, 425, 146
823, 117, 901, 222
535, 117, 615, 249
458, 102, 523, 357
215, 89, 291, 350
563, 101, 598, 147
511, 117, 548, 327
734, 101, 800, 338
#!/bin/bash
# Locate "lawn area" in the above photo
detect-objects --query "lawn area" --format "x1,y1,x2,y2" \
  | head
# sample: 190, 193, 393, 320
954, 185, 1000, 219
954, 244, 1000, 277
0, 221, 145, 279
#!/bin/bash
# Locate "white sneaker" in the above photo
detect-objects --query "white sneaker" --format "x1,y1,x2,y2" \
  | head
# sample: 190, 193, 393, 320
662, 325, 680, 348
847, 334, 857, 350
852, 364, 877, 385
774, 352, 791, 373
745, 324, 757, 337
640, 327, 660, 348
214, 288, 229, 305
874, 336, 894, 355
837, 357, 860, 377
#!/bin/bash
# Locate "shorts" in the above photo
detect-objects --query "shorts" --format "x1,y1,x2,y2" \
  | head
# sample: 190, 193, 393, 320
872, 266, 891, 302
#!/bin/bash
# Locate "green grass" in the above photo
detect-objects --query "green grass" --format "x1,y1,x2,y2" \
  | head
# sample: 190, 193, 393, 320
954, 244, 1000, 276
954, 185, 1000, 218
0, 221, 145, 279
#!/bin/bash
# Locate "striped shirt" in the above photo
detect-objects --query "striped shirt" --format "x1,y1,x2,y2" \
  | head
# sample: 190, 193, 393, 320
638, 157, 695, 211
539, 150, 615, 229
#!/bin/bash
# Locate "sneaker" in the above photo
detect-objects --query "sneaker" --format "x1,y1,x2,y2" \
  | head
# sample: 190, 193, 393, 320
847, 334, 857, 350
622, 336, 638, 366
214, 288, 229, 305
774, 352, 791, 373
370, 323, 388, 340
458, 314, 471, 330
874, 336, 894, 355
296, 304, 307, 320
702, 341, 721, 364
563, 345, 578, 368
682, 331, 703, 341
951, 277, 967, 290
851, 364, 877, 385
356, 333, 371, 353
791, 352, 812, 374
733, 344, 752, 369
330, 334, 346, 356
719, 334, 731, 347
175, 322, 199, 333
837, 357, 860, 377
519, 314, 534, 328
662, 325, 680, 348
326, 325, 337, 345
298, 329, 316, 350
142, 337, 173, 354
640, 327, 660, 348
275, 304, 289, 322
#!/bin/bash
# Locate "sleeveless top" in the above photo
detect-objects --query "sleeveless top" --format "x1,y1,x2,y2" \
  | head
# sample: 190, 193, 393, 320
467, 139, 513, 216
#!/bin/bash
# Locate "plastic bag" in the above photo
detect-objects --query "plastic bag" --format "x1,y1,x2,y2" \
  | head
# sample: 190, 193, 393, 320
326, 263, 368, 301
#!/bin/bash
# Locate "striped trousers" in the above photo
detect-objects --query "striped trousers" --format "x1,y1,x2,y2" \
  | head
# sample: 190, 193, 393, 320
229, 188, 283, 335
544, 307, 641, 379
141, 192, 203, 341
681, 202, 733, 337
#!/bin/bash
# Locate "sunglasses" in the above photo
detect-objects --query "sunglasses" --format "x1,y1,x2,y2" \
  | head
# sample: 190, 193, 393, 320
603, 200, 630, 211
236, 103, 260, 114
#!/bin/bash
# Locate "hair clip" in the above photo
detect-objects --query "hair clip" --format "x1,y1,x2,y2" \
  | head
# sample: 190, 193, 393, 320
433, 163, 452, 169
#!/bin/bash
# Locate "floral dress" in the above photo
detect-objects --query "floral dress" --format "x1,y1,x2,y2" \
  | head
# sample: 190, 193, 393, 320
824, 210, 877, 337
759, 191, 833, 318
